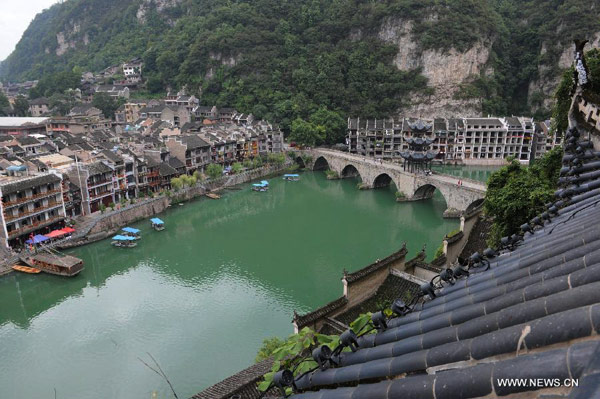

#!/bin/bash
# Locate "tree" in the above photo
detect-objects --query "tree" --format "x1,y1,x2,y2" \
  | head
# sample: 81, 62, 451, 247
13, 96, 30, 116
205, 164, 223, 180
231, 162, 243, 174
309, 107, 346, 144
484, 147, 563, 246
92, 92, 121, 119
171, 176, 183, 191
0, 92, 9, 115
289, 118, 326, 147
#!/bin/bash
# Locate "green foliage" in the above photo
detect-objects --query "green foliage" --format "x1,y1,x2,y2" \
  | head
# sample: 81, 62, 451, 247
267, 153, 286, 166
551, 48, 600, 136
205, 164, 223, 180
242, 159, 253, 169
433, 243, 444, 260
4, 0, 600, 122
0, 92, 9, 114
99, 203, 106, 214
255, 337, 286, 363
108, 201, 116, 211
12, 96, 30, 116
257, 327, 340, 392
446, 229, 460, 238
231, 162, 243, 174
395, 191, 406, 199
92, 92, 123, 119
289, 118, 326, 147
29, 69, 81, 99
484, 147, 563, 247
171, 176, 183, 191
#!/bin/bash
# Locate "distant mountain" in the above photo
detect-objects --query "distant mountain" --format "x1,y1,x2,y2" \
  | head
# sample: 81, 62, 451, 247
1, 0, 599, 125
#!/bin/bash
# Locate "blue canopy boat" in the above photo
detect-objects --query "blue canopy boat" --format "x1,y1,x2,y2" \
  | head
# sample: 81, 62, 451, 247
252, 182, 269, 192
150, 218, 165, 231
283, 174, 300, 181
111, 235, 137, 248
122, 226, 141, 239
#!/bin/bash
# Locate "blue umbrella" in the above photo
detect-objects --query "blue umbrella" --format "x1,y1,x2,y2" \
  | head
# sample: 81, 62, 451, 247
25, 234, 49, 244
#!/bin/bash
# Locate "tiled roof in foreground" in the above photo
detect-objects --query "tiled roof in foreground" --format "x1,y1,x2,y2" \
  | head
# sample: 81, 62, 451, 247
290, 129, 600, 399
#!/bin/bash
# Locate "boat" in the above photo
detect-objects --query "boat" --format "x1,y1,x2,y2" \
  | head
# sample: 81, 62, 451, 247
206, 193, 221, 199
12, 265, 41, 274
20, 253, 84, 277
122, 227, 141, 240
283, 174, 300, 181
150, 218, 165, 231
252, 182, 269, 192
261, 180, 269, 186
111, 235, 137, 248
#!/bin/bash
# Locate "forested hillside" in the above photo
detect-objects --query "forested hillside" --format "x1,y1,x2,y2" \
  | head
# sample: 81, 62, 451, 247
1, 0, 599, 131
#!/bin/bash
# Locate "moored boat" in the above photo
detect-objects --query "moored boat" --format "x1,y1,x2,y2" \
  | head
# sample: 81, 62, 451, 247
122, 227, 141, 240
283, 174, 300, 181
206, 193, 221, 199
12, 265, 41, 274
20, 253, 84, 277
150, 218, 165, 231
111, 235, 137, 248
252, 182, 269, 192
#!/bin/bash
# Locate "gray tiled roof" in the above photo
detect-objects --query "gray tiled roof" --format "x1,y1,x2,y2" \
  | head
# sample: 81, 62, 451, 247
0, 173, 61, 195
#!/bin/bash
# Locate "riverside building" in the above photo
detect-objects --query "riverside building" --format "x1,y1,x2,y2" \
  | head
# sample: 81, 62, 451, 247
347, 116, 561, 164
0, 166, 66, 249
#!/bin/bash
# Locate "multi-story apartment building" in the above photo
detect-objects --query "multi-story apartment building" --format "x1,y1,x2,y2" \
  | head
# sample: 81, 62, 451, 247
0, 167, 66, 249
65, 161, 115, 214
165, 135, 212, 174
347, 116, 551, 164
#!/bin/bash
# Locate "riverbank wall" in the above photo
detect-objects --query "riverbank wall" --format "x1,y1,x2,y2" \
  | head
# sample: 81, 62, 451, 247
59, 162, 292, 249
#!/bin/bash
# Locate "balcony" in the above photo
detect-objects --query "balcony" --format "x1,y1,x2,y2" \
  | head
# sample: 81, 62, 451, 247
2, 188, 62, 207
7, 214, 65, 238
3, 201, 62, 222
89, 190, 113, 199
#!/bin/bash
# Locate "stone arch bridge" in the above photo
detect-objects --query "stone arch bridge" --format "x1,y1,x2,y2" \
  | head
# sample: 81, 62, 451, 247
296, 149, 487, 217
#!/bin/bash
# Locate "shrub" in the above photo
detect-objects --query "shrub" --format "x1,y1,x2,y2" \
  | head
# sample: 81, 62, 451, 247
484, 147, 562, 247
231, 162, 243, 174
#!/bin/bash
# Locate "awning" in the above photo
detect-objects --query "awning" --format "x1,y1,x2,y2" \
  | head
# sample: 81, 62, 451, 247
25, 234, 49, 244
122, 227, 140, 234
150, 218, 164, 224
284, 174, 299, 177
61, 227, 76, 233
46, 230, 67, 238
112, 235, 136, 241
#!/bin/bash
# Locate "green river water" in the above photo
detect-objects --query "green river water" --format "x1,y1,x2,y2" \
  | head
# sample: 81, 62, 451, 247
0, 168, 492, 398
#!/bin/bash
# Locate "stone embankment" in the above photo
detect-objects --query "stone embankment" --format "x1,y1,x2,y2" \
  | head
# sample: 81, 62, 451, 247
58, 163, 291, 249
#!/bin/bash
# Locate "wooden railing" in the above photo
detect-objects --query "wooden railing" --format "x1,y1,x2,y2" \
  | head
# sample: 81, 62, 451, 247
2, 188, 61, 207
3, 201, 62, 221
7, 215, 64, 238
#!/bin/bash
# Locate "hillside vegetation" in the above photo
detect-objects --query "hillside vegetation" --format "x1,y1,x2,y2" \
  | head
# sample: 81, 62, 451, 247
1, 0, 599, 132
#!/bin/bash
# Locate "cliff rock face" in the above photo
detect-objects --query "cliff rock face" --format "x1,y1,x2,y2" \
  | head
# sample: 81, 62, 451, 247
528, 33, 600, 113
379, 18, 491, 118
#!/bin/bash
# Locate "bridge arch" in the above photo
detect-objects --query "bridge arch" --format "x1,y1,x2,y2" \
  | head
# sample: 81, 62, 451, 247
341, 164, 362, 181
313, 156, 330, 171
373, 173, 394, 189
465, 198, 485, 214
295, 156, 306, 168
